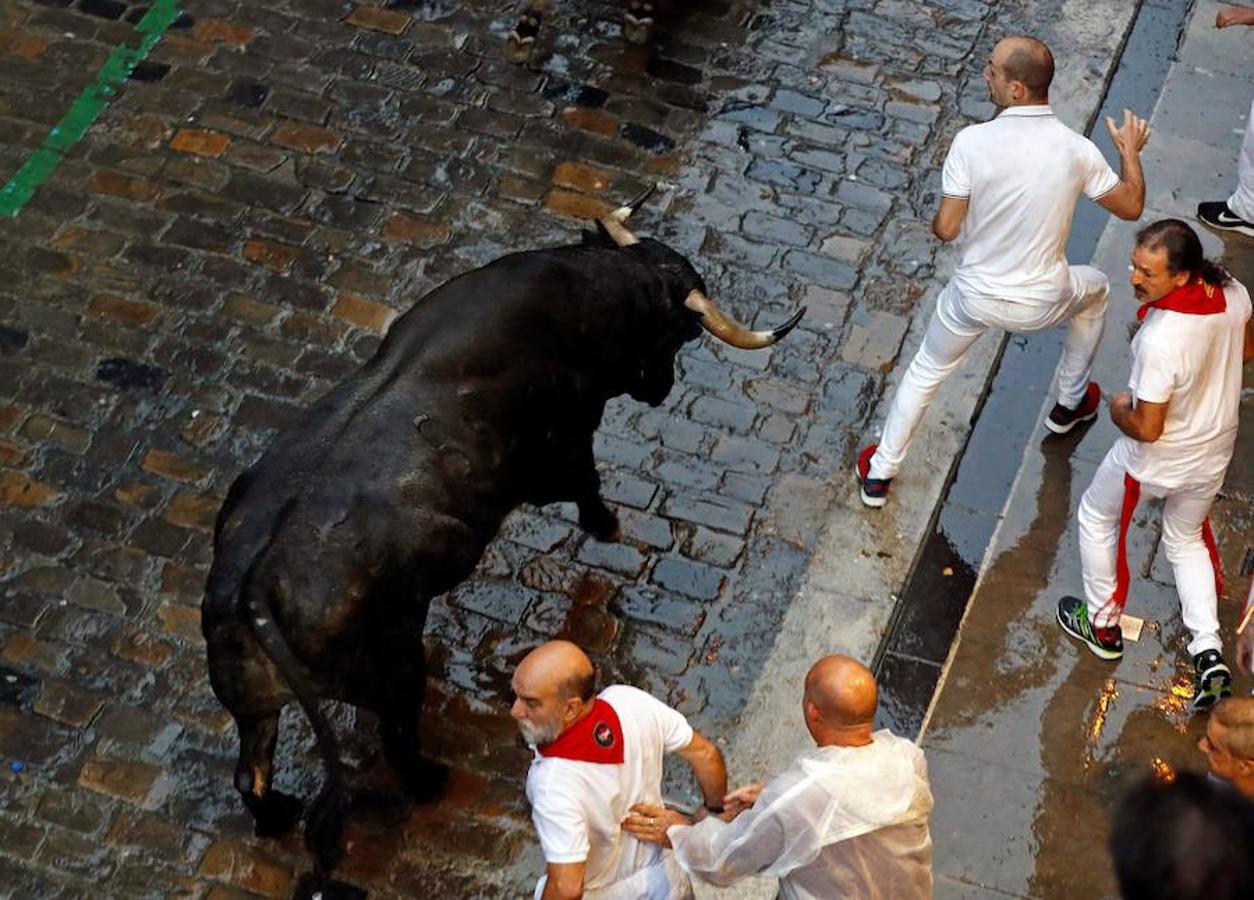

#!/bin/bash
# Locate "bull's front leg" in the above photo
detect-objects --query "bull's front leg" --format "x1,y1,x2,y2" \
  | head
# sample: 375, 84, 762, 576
572, 436, 621, 542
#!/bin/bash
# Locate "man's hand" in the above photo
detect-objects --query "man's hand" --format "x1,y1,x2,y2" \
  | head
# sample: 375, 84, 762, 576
1104, 108, 1151, 156
1217, 4, 1254, 27
1109, 390, 1133, 418
721, 782, 765, 820
621, 803, 689, 848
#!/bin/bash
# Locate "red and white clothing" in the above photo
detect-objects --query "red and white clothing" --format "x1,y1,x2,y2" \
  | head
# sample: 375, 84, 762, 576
1079, 277, 1251, 655
870, 106, 1119, 480
667, 731, 933, 900
526, 684, 695, 899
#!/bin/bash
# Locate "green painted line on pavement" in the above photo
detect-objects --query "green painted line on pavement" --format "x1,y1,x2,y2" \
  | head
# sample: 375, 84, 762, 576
0, 0, 182, 219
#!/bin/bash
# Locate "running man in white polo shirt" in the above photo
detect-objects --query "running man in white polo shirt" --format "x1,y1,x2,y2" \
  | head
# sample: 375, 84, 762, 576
856, 35, 1150, 507
511, 640, 728, 899
1058, 220, 1254, 712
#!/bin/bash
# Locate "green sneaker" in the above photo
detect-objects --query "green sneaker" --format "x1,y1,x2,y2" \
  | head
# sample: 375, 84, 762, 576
1190, 649, 1232, 713
1057, 596, 1123, 660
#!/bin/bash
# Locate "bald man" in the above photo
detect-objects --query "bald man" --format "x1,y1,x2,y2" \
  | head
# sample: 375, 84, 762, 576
624, 656, 933, 899
1199, 697, 1254, 801
857, 34, 1150, 507
511, 641, 727, 899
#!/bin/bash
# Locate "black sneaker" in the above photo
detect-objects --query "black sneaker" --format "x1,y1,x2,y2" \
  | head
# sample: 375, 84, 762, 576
1197, 201, 1254, 239
1045, 382, 1102, 435
854, 443, 891, 508
1190, 649, 1232, 712
1057, 595, 1123, 660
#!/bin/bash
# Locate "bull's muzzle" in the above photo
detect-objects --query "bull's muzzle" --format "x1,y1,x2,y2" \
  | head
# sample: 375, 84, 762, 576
683, 290, 805, 350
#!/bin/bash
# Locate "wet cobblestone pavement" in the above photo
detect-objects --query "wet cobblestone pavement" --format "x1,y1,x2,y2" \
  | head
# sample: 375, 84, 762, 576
1, 0, 1086, 895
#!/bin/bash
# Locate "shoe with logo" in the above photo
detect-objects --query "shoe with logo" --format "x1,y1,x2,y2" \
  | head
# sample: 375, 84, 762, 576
1057, 595, 1123, 660
1045, 382, 1102, 435
1190, 649, 1232, 713
1197, 201, 1254, 239
854, 444, 891, 509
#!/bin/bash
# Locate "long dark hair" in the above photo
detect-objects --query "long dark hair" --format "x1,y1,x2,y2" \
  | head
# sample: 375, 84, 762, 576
1135, 219, 1230, 286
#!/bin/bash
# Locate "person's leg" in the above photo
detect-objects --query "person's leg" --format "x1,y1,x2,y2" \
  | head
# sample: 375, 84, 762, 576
1227, 97, 1254, 222
1055, 265, 1110, 409
1077, 451, 1139, 630
869, 285, 984, 479
1160, 485, 1224, 658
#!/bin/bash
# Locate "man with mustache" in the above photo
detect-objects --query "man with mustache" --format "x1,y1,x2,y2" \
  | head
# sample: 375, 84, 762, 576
511, 640, 727, 899
856, 34, 1149, 507
1058, 219, 1254, 711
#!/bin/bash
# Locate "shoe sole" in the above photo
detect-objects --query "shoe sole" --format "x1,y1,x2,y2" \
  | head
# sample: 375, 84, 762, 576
852, 461, 886, 508
1198, 217, 1254, 239
1190, 666, 1233, 712
1043, 408, 1099, 435
1056, 605, 1122, 660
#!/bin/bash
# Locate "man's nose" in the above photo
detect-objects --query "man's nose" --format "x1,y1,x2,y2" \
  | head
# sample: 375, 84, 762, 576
510, 699, 524, 720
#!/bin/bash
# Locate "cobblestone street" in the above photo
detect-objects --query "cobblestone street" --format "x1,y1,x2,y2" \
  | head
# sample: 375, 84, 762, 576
0, 0, 1115, 895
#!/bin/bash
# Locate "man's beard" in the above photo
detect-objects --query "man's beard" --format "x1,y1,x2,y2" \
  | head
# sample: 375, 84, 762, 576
518, 718, 562, 747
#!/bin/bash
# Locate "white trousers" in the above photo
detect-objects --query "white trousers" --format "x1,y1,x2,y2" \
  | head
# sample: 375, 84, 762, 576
869, 266, 1109, 479
1228, 98, 1254, 222
1077, 450, 1224, 657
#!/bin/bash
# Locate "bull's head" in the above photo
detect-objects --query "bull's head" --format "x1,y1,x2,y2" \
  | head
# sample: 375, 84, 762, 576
592, 187, 805, 405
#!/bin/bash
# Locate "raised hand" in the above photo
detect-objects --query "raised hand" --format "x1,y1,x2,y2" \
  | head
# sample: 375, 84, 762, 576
1104, 108, 1151, 156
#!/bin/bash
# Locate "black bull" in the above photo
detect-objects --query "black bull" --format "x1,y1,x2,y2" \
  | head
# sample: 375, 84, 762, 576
201, 209, 802, 888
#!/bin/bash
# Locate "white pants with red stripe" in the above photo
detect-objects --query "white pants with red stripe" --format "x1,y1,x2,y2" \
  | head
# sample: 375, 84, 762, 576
869, 266, 1109, 480
1077, 450, 1224, 657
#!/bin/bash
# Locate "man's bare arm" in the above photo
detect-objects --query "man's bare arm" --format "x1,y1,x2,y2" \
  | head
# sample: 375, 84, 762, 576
932, 195, 968, 242
1109, 392, 1168, 442
541, 862, 586, 900
674, 730, 728, 810
1096, 109, 1150, 221
1243, 315, 1253, 362
1217, 4, 1254, 27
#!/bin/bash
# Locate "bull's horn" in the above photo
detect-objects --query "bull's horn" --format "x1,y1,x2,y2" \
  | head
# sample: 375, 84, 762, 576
609, 183, 657, 224
598, 216, 639, 246
683, 290, 806, 350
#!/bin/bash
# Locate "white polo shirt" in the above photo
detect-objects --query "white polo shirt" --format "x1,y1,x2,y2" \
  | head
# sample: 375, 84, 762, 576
942, 105, 1119, 304
526, 684, 695, 899
1110, 278, 1251, 489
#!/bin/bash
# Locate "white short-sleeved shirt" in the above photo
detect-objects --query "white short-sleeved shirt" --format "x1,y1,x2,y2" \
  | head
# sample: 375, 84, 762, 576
668, 730, 933, 900
942, 105, 1119, 304
526, 684, 694, 899
1110, 278, 1251, 488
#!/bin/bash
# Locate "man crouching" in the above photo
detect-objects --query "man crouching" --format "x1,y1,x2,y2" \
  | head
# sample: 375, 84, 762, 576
511, 641, 728, 898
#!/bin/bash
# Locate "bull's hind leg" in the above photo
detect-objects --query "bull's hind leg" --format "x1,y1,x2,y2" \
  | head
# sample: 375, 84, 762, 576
233, 711, 304, 837
378, 638, 449, 802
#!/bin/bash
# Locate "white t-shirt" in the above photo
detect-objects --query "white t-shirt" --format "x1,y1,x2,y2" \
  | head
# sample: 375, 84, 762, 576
1110, 278, 1251, 488
942, 105, 1119, 304
668, 730, 933, 900
526, 684, 695, 899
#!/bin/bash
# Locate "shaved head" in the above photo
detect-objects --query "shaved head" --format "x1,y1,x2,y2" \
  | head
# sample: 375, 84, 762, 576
997, 36, 1054, 99
1214, 697, 1254, 761
804, 655, 878, 729
511, 641, 598, 746
514, 640, 596, 704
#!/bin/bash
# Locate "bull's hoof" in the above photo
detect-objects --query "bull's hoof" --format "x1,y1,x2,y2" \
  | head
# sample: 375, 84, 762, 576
506, 8, 543, 64
251, 790, 304, 838
505, 32, 535, 64
579, 506, 621, 543
624, 3, 654, 44
399, 757, 451, 804
293, 873, 368, 900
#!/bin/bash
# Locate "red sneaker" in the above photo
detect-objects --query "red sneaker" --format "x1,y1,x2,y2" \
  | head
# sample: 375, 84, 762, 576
1045, 382, 1101, 435
854, 444, 891, 508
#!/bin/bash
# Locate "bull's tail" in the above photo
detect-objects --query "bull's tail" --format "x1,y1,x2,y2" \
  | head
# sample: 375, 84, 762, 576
242, 579, 350, 881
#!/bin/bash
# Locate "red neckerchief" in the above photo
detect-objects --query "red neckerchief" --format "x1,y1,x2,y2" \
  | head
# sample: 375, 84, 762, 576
1136, 279, 1226, 321
537, 699, 625, 764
